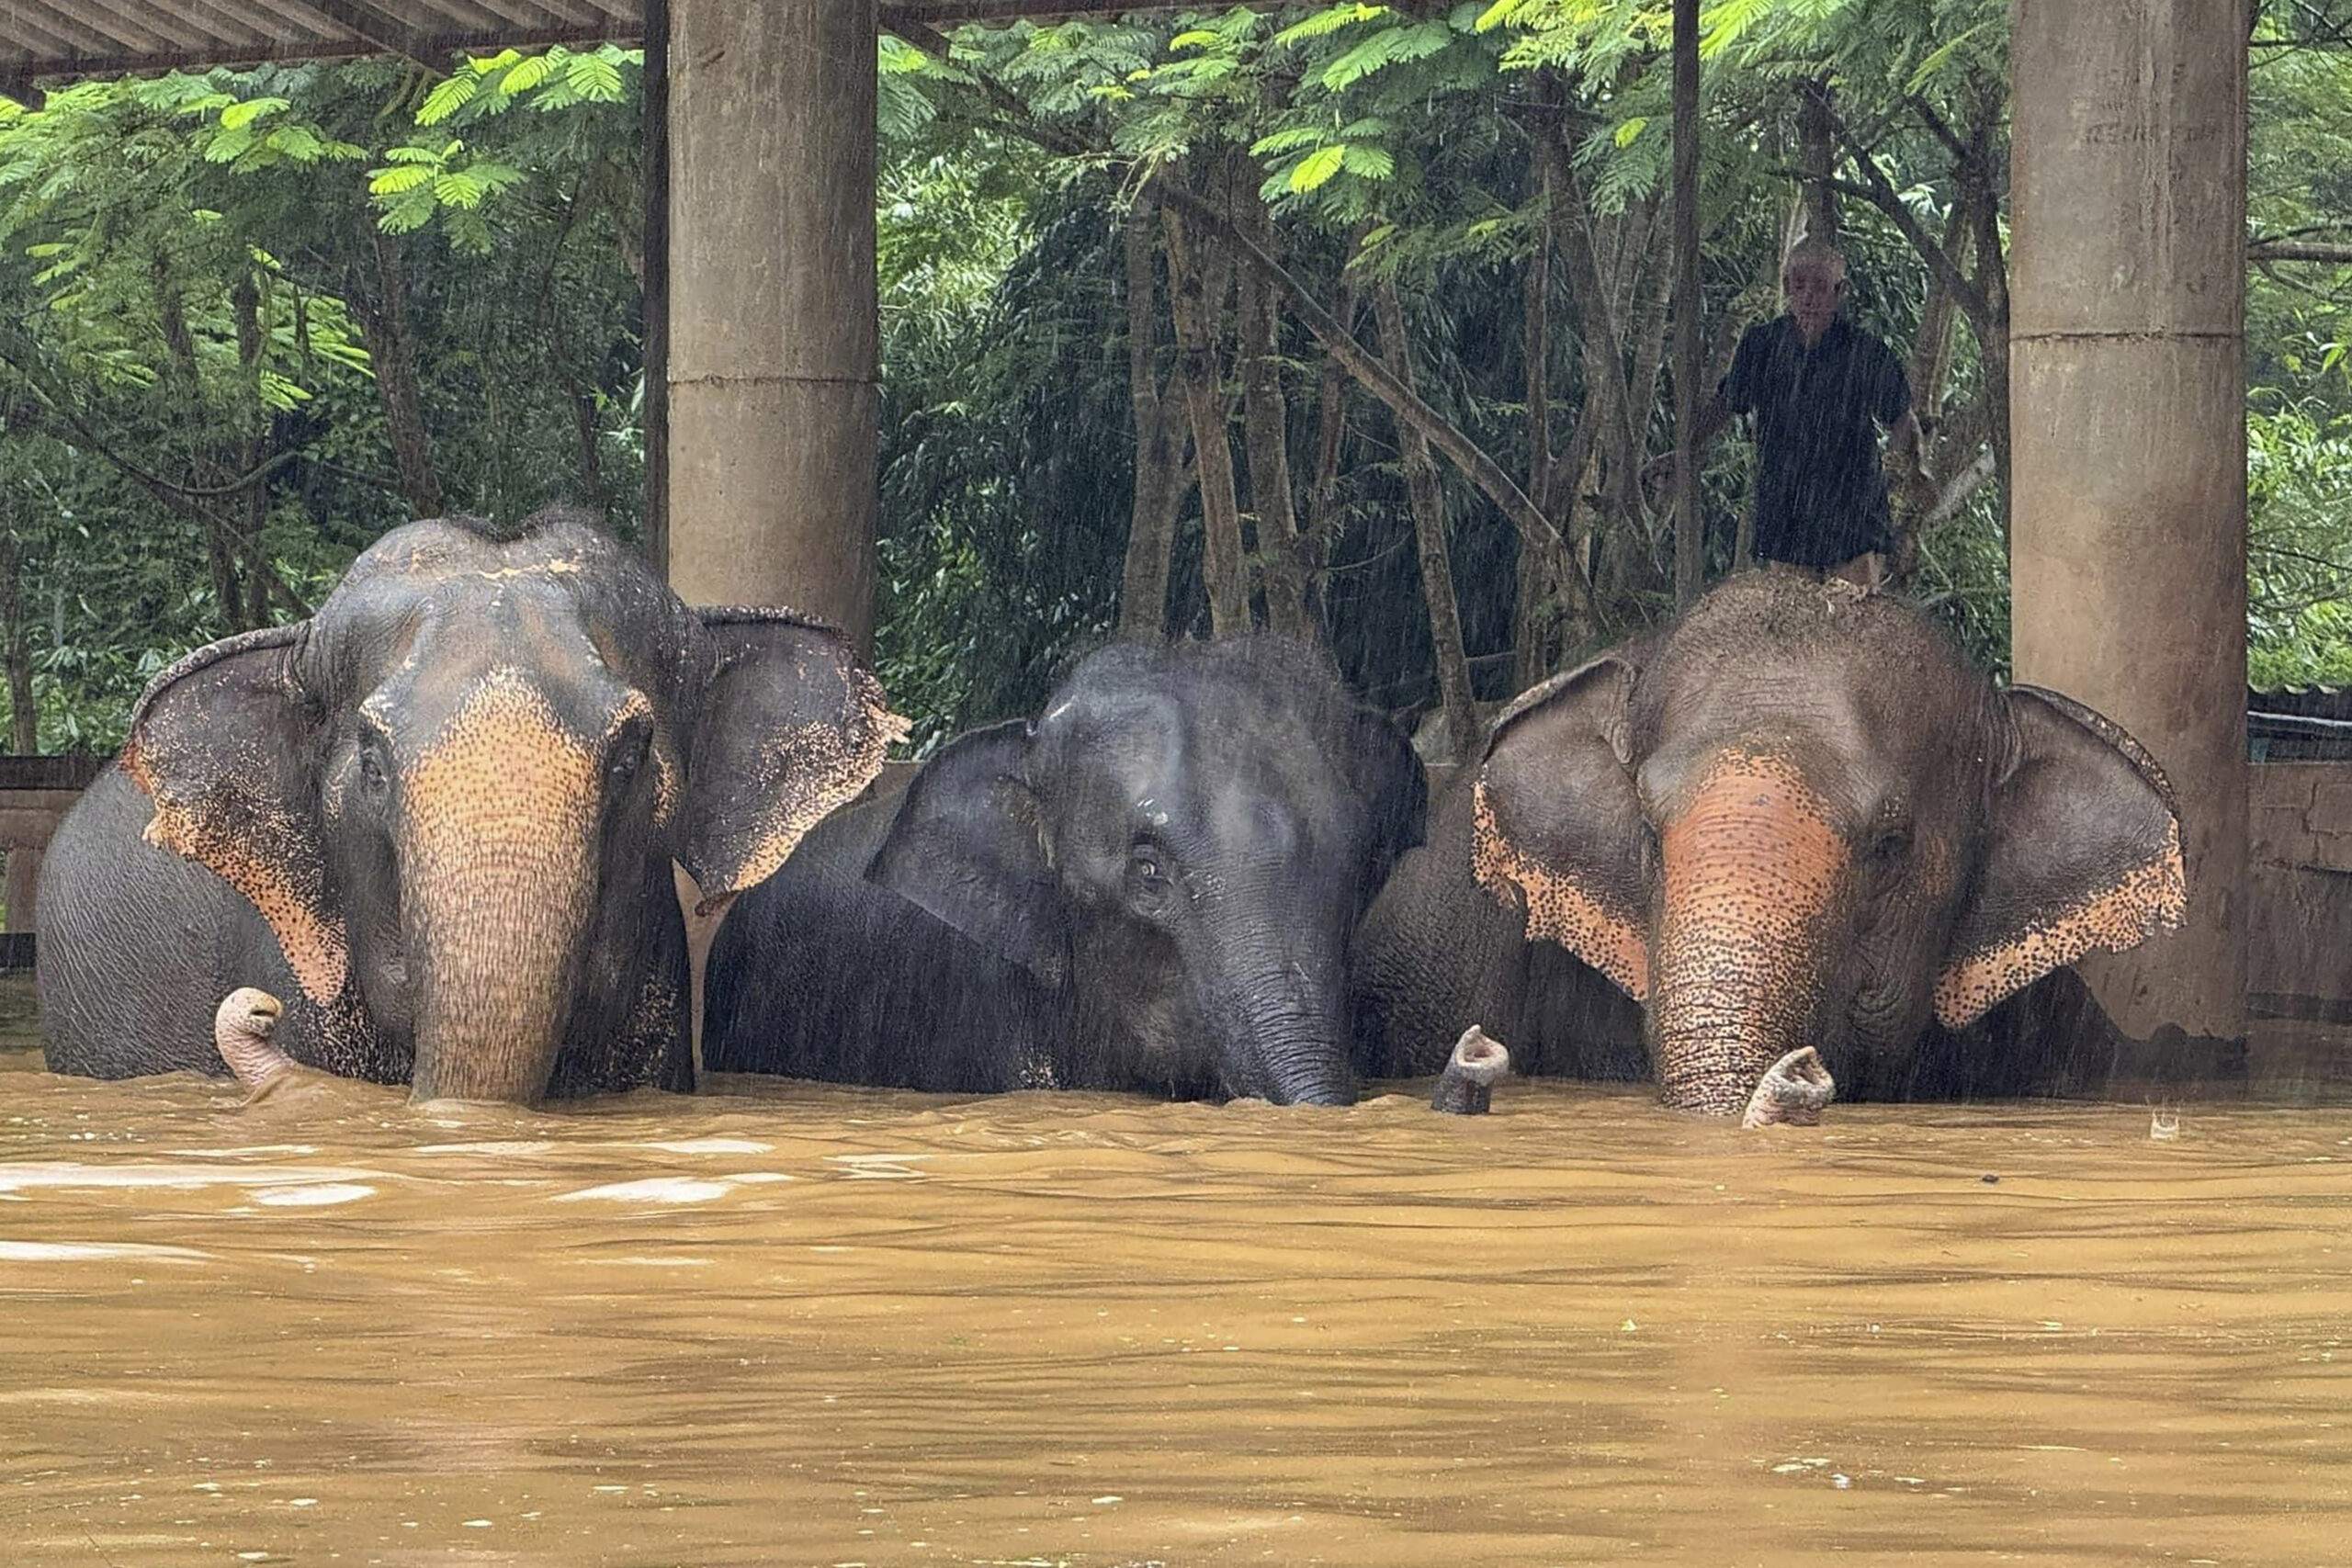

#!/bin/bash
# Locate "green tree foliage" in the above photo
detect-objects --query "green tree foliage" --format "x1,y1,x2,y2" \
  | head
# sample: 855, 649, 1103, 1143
0, 56, 644, 750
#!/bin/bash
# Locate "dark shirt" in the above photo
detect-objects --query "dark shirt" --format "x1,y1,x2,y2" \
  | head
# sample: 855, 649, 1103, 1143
1719, 314, 1912, 570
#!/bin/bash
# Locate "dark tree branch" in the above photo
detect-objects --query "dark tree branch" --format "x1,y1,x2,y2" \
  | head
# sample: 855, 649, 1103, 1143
2250, 240, 2352, 263
0, 378, 304, 501
1905, 93, 1970, 164
1820, 106, 1993, 328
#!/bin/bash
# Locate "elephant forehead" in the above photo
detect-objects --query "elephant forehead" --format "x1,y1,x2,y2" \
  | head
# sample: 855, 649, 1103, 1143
362, 608, 638, 732
1657, 750, 1851, 918
1639, 706, 1897, 828
399, 669, 622, 818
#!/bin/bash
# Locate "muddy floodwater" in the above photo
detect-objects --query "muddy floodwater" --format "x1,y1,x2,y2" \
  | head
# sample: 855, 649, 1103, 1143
5, 982, 2352, 1565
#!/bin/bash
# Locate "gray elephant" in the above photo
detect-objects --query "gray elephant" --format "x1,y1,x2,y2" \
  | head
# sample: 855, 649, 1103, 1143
1351, 570, 2187, 1118
702, 637, 1426, 1104
38, 507, 899, 1104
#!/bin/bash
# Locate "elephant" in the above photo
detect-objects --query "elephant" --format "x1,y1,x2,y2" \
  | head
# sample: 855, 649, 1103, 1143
37, 506, 900, 1104
1351, 570, 2188, 1119
702, 637, 1427, 1104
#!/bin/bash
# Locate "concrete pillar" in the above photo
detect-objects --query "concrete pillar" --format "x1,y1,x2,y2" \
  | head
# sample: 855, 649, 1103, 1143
3, 844, 35, 933
639, 0, 670, 581
666, 0, 878, 647
2010, 0, 2247, 1048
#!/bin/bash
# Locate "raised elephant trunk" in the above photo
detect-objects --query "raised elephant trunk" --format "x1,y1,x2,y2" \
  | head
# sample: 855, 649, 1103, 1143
1649, 750, 1849, 1118
215, 987, 294, 1090
401, 674, 602, 1103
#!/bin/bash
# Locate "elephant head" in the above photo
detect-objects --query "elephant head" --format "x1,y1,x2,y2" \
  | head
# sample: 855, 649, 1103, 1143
119, 507, 899, 1103
865, 638, 1425, 1104
1472, 572, 2185, 1119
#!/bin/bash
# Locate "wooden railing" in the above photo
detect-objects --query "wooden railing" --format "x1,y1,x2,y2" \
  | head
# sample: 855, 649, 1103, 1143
0, 753, 107, 967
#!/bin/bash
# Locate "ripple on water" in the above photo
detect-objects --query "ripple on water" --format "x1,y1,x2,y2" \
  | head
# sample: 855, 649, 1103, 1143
247, 1183, 377, 1207
557, 1176, 747, 1204
0, 1162, 384, 1193
0, 1240, 210, 1263
409, 1141, 558, 1157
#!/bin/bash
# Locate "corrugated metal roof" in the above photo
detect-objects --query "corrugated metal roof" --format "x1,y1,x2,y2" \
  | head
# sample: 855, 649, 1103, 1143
0, 2, 646, 85
0, 3, 1158, 91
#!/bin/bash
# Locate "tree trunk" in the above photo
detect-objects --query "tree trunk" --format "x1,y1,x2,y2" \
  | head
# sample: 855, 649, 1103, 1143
1966, 102, 2012, 517
1119, 186, 1192, 638
1511, 123, 1559, 687
570, 388, 610, 519
1374, 280, 1476, 766
232, 270, 277, 630
1160, 195, 1250, 636
1794, 77, 1839, 251
1300, 223, 1372, 621
1670, 0, 1703, 609
356, 225, 446, 520
1236, 183, 1308, 638
0, 531, 33, 753
1906, 194, 1971, 428
1156, 183, 1566, 570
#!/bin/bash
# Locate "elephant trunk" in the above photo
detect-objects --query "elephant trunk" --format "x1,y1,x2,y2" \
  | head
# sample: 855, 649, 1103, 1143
1649, 751, 1849, 1119
1206, 931, 1356, 1106
214, 987, 295, 1091
401, 683, 602, 1103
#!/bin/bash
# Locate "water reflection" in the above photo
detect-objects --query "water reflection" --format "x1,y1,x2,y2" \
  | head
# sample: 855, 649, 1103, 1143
4, 982, 2349, 1564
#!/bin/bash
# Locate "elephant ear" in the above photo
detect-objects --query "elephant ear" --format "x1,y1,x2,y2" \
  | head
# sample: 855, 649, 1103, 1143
1471, 653, 1651, 1000
119, 624, 350, 1008
865, 719, 1069, 987
1934, 686, 2188, 1028
682, 607, 909, 917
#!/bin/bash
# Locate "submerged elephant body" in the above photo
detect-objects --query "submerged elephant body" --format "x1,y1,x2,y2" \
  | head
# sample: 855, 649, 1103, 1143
705, 637, 1425, 1104
1353, 571, 2186, 1117
39, 508, 898, 1103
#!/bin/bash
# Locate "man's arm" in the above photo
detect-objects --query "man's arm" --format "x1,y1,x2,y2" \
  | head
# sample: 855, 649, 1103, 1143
1642, 392, 1737, 488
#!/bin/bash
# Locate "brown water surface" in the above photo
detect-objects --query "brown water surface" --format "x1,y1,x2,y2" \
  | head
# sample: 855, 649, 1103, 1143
4, 983, 2350, 1566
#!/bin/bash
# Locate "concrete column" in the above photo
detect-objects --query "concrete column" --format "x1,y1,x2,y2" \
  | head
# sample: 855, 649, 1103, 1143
667, 0, 878, 648
2010, 0, 2246, 1046
3, 845, 35, 933
639, 0, 670, 581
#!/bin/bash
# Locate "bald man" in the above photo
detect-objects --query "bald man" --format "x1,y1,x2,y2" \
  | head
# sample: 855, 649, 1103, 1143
1648, 243, 1931, 587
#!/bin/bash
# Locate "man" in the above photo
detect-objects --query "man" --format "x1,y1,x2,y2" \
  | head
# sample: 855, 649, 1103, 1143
1647, 242, 1932, 587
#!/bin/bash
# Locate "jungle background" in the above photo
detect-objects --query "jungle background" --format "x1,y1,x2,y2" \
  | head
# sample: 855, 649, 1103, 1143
0, 2, 2347, 760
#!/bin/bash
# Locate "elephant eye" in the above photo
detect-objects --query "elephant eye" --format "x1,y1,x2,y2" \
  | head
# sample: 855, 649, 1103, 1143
607, 728, 648, 784
356, 734, 390, 799
1125, 842, 1176, 914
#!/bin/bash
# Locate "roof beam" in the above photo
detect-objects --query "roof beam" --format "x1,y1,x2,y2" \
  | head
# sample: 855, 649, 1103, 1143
295, 0, 439, 69
2, 21, 629, 84
886, 2, 1189, 19
0, 0, 1199, 86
